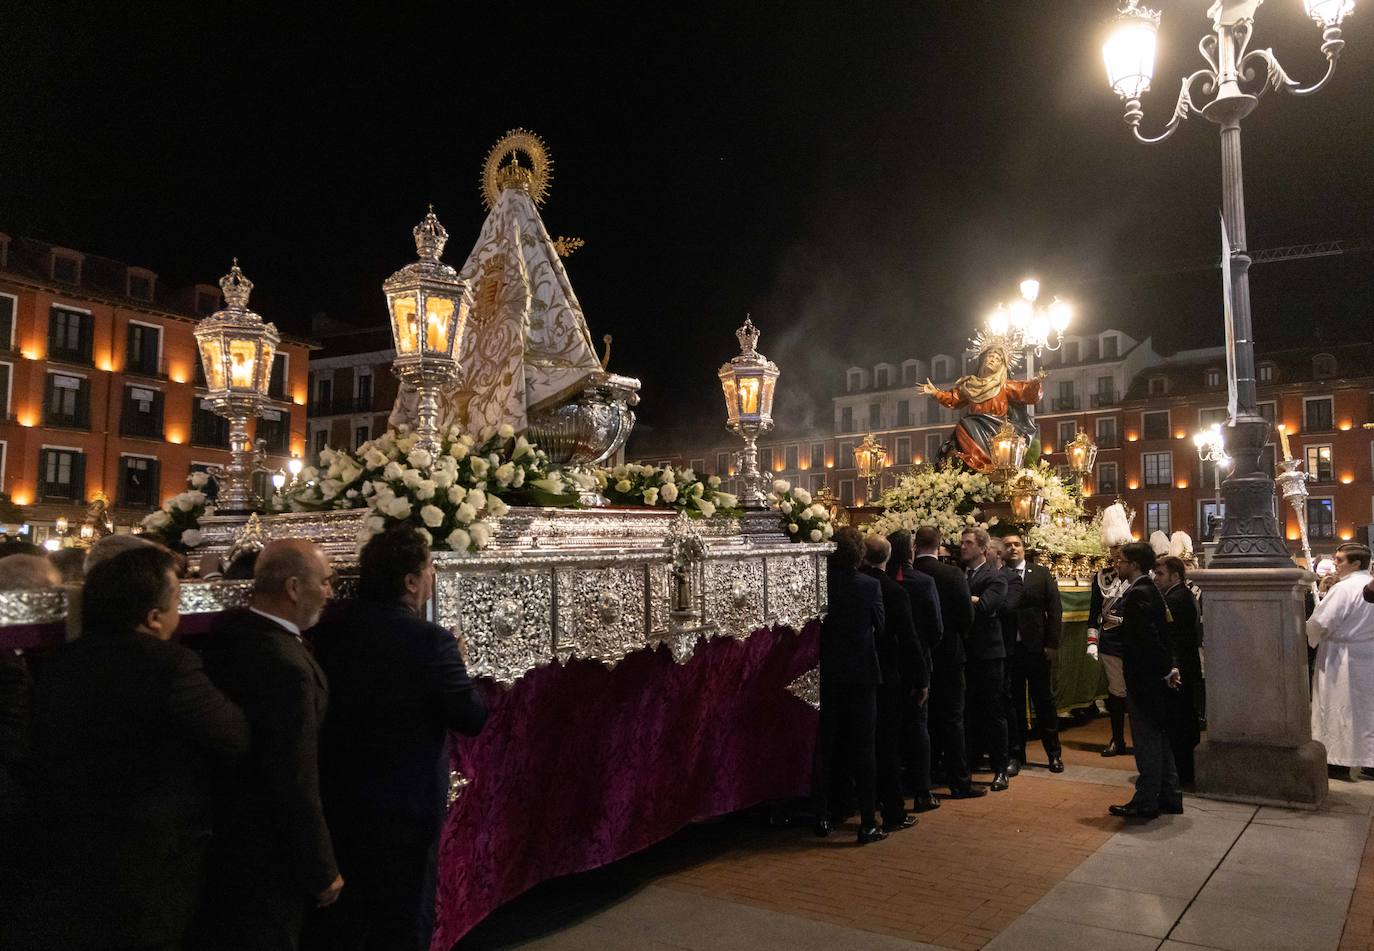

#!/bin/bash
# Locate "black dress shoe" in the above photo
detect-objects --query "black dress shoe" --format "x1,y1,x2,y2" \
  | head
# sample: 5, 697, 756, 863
1329, 764, 1354, 781
1160, 799, 1184, 815
1108, 802, 1159, 819
814, 817, 832, 837
1005, 759, 1022, 778
1048, 754, 1065, 773
883, 815, 918, 833
857, 825, 888, 844
912, 793, 942, 812
946, 784, 988, 799
1101, 739, 1124, 757
989, 771, 1010, 792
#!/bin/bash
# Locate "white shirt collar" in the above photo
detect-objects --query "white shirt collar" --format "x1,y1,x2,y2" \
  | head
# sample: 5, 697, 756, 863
250, 606, 301, 638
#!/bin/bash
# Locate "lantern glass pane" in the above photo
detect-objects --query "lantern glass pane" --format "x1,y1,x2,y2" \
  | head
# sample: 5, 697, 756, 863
1104, 17, 1157, 99
737, 376, 761, 416
719, 376, 739, 424
228, 338, 257, 390
199, 337, 226, 390
390, 292, 420, 355
424, 295, 456, 354
761, 375, 777, 418
258, 340, 276, 396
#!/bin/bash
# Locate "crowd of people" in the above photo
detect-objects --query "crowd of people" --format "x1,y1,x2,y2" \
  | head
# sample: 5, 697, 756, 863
815, 523, 1207, 838
0, 526, 487, 951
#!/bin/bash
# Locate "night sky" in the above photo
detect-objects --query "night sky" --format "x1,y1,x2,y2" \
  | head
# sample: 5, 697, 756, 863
4, 2, 1370, 439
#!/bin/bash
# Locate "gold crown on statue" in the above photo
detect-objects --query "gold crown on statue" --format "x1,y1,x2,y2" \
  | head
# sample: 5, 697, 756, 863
967, 328, 1023, 371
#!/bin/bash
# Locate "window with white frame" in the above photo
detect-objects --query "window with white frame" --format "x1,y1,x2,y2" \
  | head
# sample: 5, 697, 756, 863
1305, 396, 1334, 432
925, 432, 943, 464
840, 406, 853, 432
839, 479, 855, 505
847, 370, 863, 392
875, 367, 890, 388
1095, 415, 1118, 448
1146, 501, 1171, 535
689, 458, 705, 474
717, 451, 731, 475
811, 443, 825, 470
1205, 367, 1222, 388
0, 439, 7, 491
0, 292, 14, 352
1199, 407, 1227, 429
1306, 444, 1333, 482
933, 357, 951, 381
1096, 461, 1119, 496
1307, 497, 1335, 539
895, 436, 911, 466
355, 369, 373, 407
1258, 362, 1276, 383
1148, 376, 1168, 396
1056, 420, 1077, 450
759, 447, 773, 473
0, 360, 10, 419
126, 321, 162, 377
784, 445, 798, 472
1199, 500, 1225, 539
1143, 451, 1172, 487
1102, 335, 1119, 359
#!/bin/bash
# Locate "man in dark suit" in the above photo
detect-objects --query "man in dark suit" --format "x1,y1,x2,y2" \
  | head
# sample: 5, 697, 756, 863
910, 526, 985, 799
960, 528, 1011, 791
814, 527, 887, 844
860, 535, 926, 833
885, 530, 943, 812
307, 526, 488, 950
1001, 534, 1064, 775
1152, 556, 1201, 787
5, 546, 250, 951
195, 539, 343, 951
1109, 543, 1182, 819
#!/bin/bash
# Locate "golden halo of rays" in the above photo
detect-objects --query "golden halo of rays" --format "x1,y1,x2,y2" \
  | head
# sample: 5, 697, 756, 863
481, 128, 553, 210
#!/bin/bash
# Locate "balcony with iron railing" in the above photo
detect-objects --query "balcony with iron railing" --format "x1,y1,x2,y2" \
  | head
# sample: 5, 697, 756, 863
308, 395, 376, 417
1053, 396, 1081, 412
1091, 392, 1118, 407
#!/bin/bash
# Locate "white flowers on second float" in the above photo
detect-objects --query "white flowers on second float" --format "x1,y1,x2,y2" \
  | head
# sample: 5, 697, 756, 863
768, 479, 834, 544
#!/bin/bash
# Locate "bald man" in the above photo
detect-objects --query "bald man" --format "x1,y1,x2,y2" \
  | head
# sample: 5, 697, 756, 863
193, 540, 341, 951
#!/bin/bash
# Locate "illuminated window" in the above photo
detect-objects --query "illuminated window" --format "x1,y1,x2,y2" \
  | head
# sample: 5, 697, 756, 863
1307, 445, 1334, 482
1145, 501, 1171, 535
1258, 362, 1276, 383
1200, 501, 1225, 539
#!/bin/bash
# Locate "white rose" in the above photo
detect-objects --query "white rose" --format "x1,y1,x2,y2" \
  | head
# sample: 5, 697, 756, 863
810, 529, 823, 542
407, 448, 433, 469
660, 482, 679, 504
415, 480, 436, 500
417, 527, 433, 545
615, 479, 632, 494
446, 528, 471, 551
497, 423, 516, 440
401, 468, 424, 489
788, 523, 800, 534
794, 488, 812, 506
780, 501, 793, 515
448, 441, 469, 461
715, 492, 738, 509
467, 489, 487, 510
512, 467, 526, 488
321, 479, 344, 499
469, 457, 490, 478
822, 523, 834, 539
487, 495, 510, 517
395, 434, 418, 454
381, 496, 412, 519
181, 529, 203, 548
367, 515, 386, 533
447, 485, 467, 504
456, 502, 477, 524
643, 487, 659, 505
189, 471, 210, 489
772, 479, 790, 494
364, 448, 388, 468
420, 504, 445, 528
469, 522, 492, 549
432, 467, 454, 489
494, 462, 516, 486
383, 461, 404, 482
709, 475, 722, 488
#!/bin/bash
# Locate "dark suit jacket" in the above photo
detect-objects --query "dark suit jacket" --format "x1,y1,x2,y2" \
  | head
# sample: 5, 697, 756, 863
911, 554, 973, 671
311, 600, 488, 836
7, 632, 249, 949
1163, 582, 1202, 684
0, 651, 29, 832
860, 566, 927, 691
964, 562, 1009, 662
821, 567, 884, 686
998, 567, 1024, 657
199, 608, 338, 898
891, 564, 943, 679
1002, 562, 1063, 654
1118, 576, 1177, 721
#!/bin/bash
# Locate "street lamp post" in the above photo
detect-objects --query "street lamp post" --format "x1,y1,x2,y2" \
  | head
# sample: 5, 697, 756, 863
1104, 0, 1355, 567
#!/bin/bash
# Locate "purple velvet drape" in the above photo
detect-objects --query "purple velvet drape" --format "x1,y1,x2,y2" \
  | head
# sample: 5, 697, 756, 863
436, 621, 820, 949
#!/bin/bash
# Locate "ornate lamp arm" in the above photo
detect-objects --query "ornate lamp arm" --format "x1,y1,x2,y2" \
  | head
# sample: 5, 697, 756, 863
1125, 66, 1216, 144
1241, 28, 1345, 98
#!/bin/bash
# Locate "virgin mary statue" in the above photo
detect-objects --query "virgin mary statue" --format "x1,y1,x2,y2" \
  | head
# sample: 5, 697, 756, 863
921, 341, 1044, 472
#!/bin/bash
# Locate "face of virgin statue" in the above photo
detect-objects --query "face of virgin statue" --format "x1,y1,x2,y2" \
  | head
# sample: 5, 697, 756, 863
980, 349, 1005, 375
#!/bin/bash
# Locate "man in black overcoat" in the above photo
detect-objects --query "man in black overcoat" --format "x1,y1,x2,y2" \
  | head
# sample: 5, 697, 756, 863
4, 546, 249, 951
813, 527, 887, 843
306, 526, 489, 951
960, 528, 1011, 791
1109, 543, 1183, 819
1001, 534, 1064, 775
910, 526, 984, 799
1152, 555, 1201, 787
195, 539, 343, 951
860, 535, 926, 833
885, 530, 943, 812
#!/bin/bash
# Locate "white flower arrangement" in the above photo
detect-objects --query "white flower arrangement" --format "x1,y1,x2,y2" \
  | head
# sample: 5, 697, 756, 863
1027, 510, 1107, 559
864, 462, 999, 546
141, 470, 215, 551
596, 463, 742, 519
284, 423, 581, 552
768, 479, 834, 543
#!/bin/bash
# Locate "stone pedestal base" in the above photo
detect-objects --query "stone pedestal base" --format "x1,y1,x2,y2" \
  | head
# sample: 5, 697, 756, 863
1190, 566, 1327, 808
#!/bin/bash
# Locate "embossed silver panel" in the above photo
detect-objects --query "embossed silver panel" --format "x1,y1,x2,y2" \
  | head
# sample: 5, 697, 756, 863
703, 556, 765, 639
764, 554, 819, 630
555, 564, 649, 665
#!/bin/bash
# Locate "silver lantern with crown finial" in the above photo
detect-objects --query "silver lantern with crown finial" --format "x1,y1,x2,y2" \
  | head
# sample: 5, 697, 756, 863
718, 317, 780, 509
384, 207, 474, 457
194, 260, 281, 513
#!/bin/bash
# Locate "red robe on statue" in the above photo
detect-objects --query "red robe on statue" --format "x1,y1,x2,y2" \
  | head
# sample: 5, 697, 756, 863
934, 377, 1042, 471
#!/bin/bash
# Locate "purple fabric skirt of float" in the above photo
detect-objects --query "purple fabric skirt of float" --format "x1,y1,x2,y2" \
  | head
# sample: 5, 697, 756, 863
435, 621, 820, 949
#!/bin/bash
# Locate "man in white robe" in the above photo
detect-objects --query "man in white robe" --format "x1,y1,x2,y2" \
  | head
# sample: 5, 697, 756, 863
1307, 544, 1374, 775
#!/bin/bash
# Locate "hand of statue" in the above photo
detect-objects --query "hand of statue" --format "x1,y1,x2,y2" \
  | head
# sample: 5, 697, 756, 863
920, 379, 939, 396
1036, 367, 1048, 380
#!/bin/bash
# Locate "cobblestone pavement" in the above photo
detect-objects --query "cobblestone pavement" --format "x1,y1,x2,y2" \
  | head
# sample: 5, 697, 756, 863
456, 718, 1374, 951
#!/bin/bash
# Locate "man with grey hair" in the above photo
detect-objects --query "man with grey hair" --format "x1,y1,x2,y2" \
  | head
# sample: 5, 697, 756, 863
194, 539, 342, 950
